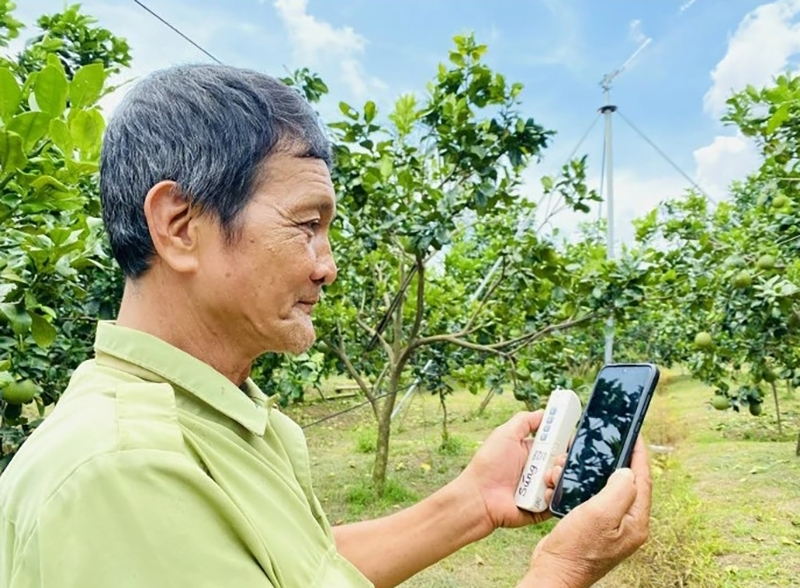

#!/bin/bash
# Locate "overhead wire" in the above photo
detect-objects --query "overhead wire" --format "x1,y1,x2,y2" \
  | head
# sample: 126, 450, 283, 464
132, 0, 223, 64
540, 112, 602, 229
300, 382, 418, 430
615, 108, 716, 204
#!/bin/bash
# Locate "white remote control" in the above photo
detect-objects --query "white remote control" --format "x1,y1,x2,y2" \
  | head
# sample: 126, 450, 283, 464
515, 388, 582, 513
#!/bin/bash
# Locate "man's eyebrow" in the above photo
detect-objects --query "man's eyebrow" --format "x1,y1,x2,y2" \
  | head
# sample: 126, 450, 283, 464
317, 200, 335, 214
295, 198, 336, 216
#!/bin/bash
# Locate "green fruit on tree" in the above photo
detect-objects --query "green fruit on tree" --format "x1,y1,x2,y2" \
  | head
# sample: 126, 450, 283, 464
3, 379, 37, 404
711, 396, 731, 411
732, 270, 752, 289
749, 402, 763, 416
763, 370, 777, 384
515, 368, 531, 382
694, 331, 713, 349
772, 194, 790, 209
724, 255, 745, 268
756, 254, 776, 271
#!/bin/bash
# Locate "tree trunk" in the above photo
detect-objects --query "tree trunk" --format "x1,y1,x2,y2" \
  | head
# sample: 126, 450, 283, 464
770, 381, 783, 436
787, 379, 795, 398
372, 374, 399, 495
372, 401, 393, 494
440, 392, 449, 445
477, 387, 494, 415
796, 429, 799, 457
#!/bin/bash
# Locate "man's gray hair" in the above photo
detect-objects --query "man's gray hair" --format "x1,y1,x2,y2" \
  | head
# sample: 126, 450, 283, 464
100, 63, 332, 278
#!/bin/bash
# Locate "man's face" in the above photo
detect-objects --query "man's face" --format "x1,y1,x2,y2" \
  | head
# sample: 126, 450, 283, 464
195, 152, 338, 356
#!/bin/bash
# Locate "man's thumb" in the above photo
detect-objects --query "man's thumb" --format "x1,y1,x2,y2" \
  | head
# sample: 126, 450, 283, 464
590, 468, 637, 520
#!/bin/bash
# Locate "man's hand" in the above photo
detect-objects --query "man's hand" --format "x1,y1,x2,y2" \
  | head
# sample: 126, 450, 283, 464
333, 410, 563, 587
456, 411, 563, 533
520, 436, 653, 588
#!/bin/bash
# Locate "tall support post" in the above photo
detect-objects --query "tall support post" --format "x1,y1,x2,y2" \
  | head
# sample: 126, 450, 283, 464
599, 88, 617, 365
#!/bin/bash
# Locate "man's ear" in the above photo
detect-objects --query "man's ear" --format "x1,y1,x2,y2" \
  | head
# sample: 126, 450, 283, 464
143, 180, 200, 274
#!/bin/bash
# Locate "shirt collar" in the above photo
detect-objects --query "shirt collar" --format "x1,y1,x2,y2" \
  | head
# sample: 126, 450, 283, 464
93, 321, 270, 436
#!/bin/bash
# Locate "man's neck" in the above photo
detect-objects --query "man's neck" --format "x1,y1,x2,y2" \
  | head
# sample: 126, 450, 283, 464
115, 276, 253, 386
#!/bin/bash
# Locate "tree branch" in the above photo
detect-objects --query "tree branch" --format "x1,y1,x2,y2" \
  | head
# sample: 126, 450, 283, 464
464, 256, 506, 332
408, 252, 425, 344
411, 312, 601, 355
413, 333, 510, 357
366, 259, 418, 352
372, 362, 390, 399
395, 253, 426, 370
321, 334, 374, 402
497, 312, 601, 352
356, 316, 394, 361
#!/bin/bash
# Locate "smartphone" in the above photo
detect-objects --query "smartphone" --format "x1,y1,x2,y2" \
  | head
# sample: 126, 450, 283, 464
549, 363, 660, 518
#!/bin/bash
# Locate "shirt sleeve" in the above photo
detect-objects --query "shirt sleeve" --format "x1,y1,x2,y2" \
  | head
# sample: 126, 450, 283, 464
12, 448, 276, 588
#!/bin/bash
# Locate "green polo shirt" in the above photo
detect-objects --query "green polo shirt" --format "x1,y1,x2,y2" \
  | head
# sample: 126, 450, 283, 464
0, 322, 373, 588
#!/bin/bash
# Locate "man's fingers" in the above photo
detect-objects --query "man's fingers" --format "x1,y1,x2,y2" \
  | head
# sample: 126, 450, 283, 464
629, 435, 651, 481
545, 465, 563, 488
583, 468, 637, 524
500, 411, 544, 440
626, 436, 653, 523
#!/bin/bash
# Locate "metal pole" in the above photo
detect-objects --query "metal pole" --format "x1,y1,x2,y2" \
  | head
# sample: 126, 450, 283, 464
600, 88, 616, 365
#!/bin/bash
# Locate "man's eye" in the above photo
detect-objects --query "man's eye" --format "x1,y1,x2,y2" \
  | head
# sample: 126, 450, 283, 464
302, 220, 321, 231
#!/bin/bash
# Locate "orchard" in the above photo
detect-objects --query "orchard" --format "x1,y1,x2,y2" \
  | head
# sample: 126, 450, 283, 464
0, 4, 798, 585
2, 0, 797, 481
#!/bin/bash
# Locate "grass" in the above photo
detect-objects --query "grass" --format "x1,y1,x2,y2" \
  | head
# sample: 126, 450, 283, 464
284, 371, 800, 587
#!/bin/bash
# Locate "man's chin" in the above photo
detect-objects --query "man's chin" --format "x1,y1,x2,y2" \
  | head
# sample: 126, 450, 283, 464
282, 327, 317, 355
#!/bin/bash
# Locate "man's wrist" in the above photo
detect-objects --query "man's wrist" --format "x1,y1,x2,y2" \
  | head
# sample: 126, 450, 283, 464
518, 548, 585, 588
516, 564, 574, 588
441, 474, 495, 543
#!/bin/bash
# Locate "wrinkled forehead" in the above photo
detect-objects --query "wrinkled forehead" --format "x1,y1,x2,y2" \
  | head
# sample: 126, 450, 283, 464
250, 152, 336, 211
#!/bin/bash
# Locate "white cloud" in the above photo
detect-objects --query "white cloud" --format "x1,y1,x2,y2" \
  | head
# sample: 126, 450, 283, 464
525, 166, 690, 247
693, 0, 799, 200
693, 133, 761, 201
7, 0, 269, 116
703, 0, 800, 118
629, 20, 648, 45
273, 0, 385, 99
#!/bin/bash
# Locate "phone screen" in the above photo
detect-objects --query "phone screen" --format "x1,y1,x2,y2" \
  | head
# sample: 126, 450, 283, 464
551, 364, 655, 516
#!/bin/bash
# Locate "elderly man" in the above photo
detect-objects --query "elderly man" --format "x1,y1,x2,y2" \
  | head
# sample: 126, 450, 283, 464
0, 64, 651, 588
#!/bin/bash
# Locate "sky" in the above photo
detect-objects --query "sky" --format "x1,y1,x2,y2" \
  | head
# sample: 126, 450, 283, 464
8, 0, 800, 245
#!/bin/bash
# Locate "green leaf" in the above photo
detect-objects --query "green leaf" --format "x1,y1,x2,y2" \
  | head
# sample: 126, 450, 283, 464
33, 65, 69, 117
0, 284, 13, 303
7, 112, 51, 151
0, 303, 31, 335
69, 109, 105, 155
766, 102, 791, 135
364, 100, 377, 124
49, 118, 73, 155
339, 102, 359, 120
390, 93, 418, 137
70, 63, 106, 109
0, 67, 21, 123
0, 131, 26, 174
379, 154, 394, 179
30, 313, 57, 349
448, 51, 465, 67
